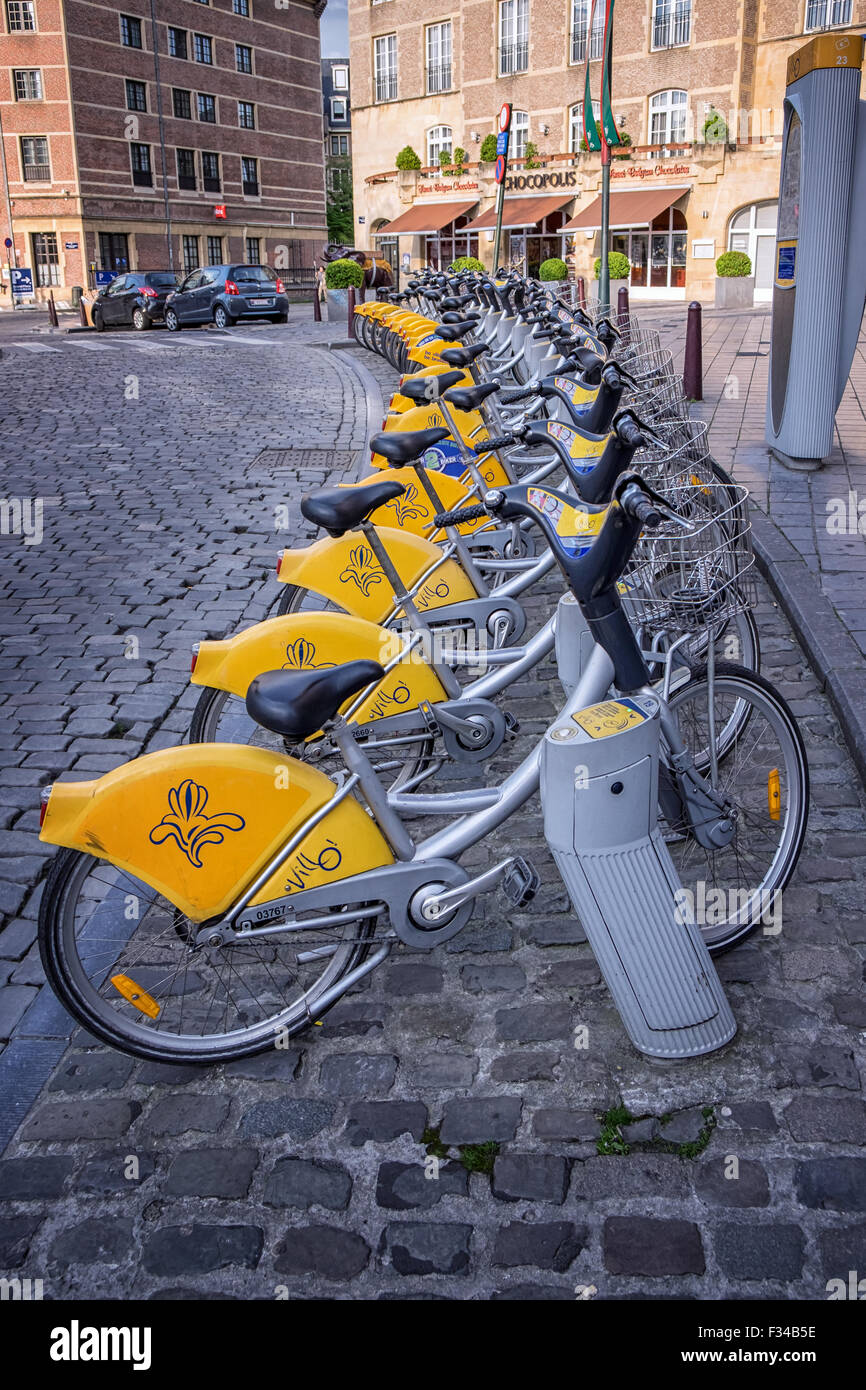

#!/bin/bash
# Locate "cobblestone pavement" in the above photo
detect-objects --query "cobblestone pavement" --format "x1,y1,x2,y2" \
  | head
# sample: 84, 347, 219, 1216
0, 309, 864, 1300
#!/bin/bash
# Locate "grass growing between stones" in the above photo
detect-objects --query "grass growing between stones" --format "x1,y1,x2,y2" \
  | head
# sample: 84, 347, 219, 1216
658, 1105, 717, 1159
421, 1126, 500, 1173
597, 1105, 632, 1155
596, 1103, 716, 1158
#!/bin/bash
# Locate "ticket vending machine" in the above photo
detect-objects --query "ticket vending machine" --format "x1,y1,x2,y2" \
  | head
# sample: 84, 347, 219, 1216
766, 33, 866, 470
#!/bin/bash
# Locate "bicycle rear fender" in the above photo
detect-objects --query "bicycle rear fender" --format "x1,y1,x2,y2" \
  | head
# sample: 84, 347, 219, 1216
190, 611, 448, 725
39, 745, 393, 922
276, 527, 477, 622
353, 471, 491, 538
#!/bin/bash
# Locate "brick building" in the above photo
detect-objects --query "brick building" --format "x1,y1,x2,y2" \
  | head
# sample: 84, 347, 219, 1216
0, 0, 327, 303
349, 0, 865, 300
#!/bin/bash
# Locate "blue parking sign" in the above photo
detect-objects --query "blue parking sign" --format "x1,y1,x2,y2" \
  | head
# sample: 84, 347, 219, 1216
496, 131, 509, 157
11, 267, 34, 295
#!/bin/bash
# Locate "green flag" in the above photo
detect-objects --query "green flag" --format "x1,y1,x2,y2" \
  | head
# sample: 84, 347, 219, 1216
601, 0, 622, 147
582, 0, 601, 152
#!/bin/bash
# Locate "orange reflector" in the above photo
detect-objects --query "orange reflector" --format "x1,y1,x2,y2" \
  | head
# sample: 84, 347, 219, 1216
768, 768, 781, 821
111, 974, 160, 1019
690, 473, 711, 496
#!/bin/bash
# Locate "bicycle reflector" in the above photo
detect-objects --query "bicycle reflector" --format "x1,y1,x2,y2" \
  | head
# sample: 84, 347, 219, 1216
39, 785, 52, 828
190, 643, 200, 675
276, 551, 284, 578
110, 974, 161, 1019
768, 768, 781, 821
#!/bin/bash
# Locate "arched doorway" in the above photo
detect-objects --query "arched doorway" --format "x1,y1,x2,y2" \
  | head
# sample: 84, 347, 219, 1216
728, 201, 777, 302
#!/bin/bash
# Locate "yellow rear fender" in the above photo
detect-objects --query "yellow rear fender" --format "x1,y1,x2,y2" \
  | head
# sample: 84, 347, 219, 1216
249, 798, 393, 906
38, 744, 392, 922
190, 611, 448, 725
344, 471, 489, 538
276, 527, 477, 622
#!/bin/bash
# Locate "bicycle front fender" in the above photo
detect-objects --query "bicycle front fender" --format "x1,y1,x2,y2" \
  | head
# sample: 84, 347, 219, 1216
39, 744, 391, 922
190, 611, 448, 724
276, 527, 477, 622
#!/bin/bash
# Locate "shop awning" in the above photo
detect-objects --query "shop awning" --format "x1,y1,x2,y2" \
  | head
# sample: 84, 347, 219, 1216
374, 200, 478, 236
463, 194, 575, 232
563, 186, 690, 232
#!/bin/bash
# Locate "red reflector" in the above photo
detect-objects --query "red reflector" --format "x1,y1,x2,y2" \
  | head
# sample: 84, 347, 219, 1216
276, 551, 284, 577
225, 279, 240, 296
39, 786, 52, 828
275, 278, 285, 294
191, 643, 200, 674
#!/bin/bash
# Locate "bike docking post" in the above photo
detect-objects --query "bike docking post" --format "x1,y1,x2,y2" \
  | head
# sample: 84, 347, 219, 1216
683, 301, 703, 401
540, 695, 736, 1058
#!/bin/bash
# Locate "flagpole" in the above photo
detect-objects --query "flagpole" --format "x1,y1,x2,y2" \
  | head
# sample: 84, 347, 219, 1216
599, 134, 610, 311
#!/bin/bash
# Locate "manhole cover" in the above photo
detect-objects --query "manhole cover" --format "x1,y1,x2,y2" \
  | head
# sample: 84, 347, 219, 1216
251, 448, 358, 470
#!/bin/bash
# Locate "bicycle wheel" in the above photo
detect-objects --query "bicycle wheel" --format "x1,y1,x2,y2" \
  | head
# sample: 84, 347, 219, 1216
38, 848, 380, 1064
661, 661, 809, 954
189, 683, 436, 792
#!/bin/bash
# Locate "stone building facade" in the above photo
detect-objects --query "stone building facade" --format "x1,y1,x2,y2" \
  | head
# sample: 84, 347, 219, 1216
0, 0, 327, 302
349, 0, 865, 299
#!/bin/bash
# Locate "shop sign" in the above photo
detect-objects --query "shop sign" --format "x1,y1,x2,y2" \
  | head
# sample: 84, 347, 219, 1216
610, 163, 691, 182
505, 170, 578, 192
417, 181, 479, 195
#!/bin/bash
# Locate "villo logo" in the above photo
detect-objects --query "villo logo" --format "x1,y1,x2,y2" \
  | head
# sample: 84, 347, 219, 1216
49, 1321, 152, 1371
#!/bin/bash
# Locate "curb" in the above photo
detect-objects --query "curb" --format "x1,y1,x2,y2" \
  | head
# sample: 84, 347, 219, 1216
751, 507, 866, 787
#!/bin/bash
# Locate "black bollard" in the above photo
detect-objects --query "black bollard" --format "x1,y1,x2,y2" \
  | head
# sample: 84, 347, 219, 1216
312, 286, 321, 322
576, 276, 586, 311
347, 286, 356, 340
48, 292, 59, 328
617, 284, 630, 345
683, 300, 703, 401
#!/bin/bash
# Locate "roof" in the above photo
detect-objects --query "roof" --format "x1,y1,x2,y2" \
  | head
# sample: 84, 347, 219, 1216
463, 194, 575, 231
563, 186, 691, 231
375, 199, 479, 235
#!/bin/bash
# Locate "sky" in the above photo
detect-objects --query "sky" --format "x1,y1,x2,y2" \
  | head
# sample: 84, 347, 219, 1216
320, 0, 349, 58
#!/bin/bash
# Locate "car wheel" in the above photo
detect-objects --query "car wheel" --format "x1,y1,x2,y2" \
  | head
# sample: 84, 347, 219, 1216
132, 309, 150, 331
92, 308, 105, 332
213, 305, 229, 330
165, 308, 181, 332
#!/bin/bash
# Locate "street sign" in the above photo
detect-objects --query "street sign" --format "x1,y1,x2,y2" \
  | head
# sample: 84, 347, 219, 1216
494, 155, 507, 185
3, 237, 11, 249
94, 270, 113, 288
496, 131, 509, 157
64, 240, 78, 250
214, 204, 227, 219
11, 267, 33, 295
498, 102, 512, 133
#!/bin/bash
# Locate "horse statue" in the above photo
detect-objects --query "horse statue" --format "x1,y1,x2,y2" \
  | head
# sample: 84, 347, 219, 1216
321, 243, 393, 290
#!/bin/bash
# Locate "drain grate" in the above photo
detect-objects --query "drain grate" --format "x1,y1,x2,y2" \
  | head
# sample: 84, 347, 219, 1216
250, 448, 358, 471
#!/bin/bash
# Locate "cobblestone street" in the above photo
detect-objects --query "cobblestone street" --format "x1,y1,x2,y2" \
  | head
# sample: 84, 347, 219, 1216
0, 311, 864, 1300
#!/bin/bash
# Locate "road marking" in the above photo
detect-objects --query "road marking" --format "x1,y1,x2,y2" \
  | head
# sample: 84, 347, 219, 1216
10, 341, 62, 353
68, 339, 120, 351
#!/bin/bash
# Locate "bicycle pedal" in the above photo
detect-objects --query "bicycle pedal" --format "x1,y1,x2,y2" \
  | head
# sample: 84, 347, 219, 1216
502, 856, 539, 907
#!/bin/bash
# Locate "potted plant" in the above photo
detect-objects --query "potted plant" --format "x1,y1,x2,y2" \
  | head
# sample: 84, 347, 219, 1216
324, 256, 364, 323
612, 131, 632, 161
395, 145, 422, 171
449, 256, 484, 273
479, 133, 497, 164
714, 250, 753, 308
592, 251, 631, 305
539, 257, 568, 282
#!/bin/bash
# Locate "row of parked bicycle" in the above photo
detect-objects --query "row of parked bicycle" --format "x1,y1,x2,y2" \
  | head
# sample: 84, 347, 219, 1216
35, 268, 808, 1064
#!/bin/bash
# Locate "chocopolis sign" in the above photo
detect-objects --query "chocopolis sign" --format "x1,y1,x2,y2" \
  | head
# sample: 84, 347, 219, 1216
505, 169, 579, 191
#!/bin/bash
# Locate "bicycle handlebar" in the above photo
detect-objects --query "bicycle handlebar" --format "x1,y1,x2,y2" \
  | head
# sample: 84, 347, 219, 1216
432, 502, 489, 528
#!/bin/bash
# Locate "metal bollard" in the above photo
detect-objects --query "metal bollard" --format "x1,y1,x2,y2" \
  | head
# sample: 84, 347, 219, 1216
79, 296, 89, 328
358, 280, 366, 303
683, 300, 703, 401
347, 286, 356, 339
576, 276, 586, 311
617, 284, 630, 345
312, 286, 322, 322
47, 292, 59, 328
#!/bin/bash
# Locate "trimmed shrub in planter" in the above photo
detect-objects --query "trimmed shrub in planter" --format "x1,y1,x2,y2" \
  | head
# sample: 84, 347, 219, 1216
539, 257, 568, 281
450, 256, 484, 273
324, 257, 364, 323
395, 145, 422, 171
480, 133, 498, 162
714, 249, 754, 309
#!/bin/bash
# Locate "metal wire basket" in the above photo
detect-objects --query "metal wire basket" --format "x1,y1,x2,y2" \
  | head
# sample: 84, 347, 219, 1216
619, 482, 756, 637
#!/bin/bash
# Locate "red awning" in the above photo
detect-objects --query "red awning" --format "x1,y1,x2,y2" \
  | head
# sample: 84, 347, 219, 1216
563, 186, 690, 231
375, 200, 478, 235
463, 194, 575, 231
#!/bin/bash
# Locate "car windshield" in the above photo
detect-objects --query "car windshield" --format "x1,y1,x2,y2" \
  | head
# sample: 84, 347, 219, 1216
145, 273, 178, 289
230, 266, 276, 284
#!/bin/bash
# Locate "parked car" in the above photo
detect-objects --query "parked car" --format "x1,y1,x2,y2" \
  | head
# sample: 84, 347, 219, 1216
91, 272, 179, 331
164, 265, 289, 331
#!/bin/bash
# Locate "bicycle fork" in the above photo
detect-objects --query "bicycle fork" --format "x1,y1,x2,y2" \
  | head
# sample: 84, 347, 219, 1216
540, 692, 736, 1059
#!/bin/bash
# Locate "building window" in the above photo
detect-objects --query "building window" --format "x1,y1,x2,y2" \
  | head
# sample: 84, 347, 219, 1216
31, 231, 59, 286
332, 65, 348, 89
182, 235, 200, 272
330, 134, 348, 156
426, 21, 452, 94
426, 125, 452, 167
233, 0, 249, 13
120, 14, 142, 48
172, 88, 191, 119
168, 26, 187, 59
13, 69, 43, 100
238, 101, 255, 129
130, 141, 152, 186
511, 109, 529, 159
570, 0, 604, 63
331, 97, 347, 120
728, 200, 779, 299
804, 0, 852, 28
374, 33, 397, 103
197, 92, 216, 122
20, 135, 49, 181
241, 155, 258, 196
235, 43, 252, 73
99, 232, 130, 273
569, 100, 600, 152
176, 147, 197, 190
206, 235, 223, 264
6, 2, 36, 31
651, 0, 691, 50
328, 165, 350, 192
193, 33, 212, 64
649, 89, 688, 155
610, 206, 687, 290
125, 78, 147, 111
499, 0, 528, 76
245, 237, 260, 264
202, 150, 220, 191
